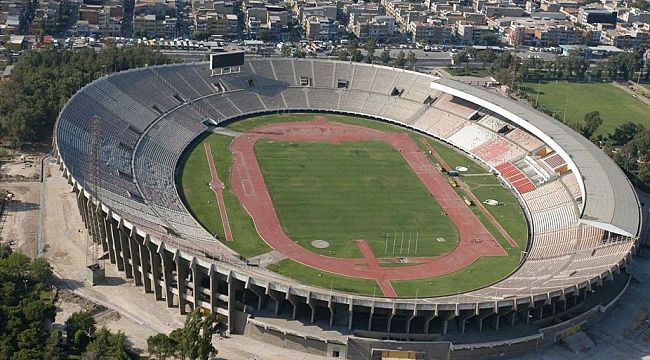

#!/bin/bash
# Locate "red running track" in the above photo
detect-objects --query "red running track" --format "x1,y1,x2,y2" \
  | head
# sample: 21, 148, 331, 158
229, 119, 506, 296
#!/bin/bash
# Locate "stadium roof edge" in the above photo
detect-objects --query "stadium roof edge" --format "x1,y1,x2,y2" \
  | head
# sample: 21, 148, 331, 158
430, 78, 641, 237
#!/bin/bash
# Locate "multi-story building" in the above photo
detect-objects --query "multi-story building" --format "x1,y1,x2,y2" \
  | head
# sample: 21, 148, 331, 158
303, 15, 339, 40
408, 18, 453, 44
456, 22, 495, 44
350, 14, 396, 40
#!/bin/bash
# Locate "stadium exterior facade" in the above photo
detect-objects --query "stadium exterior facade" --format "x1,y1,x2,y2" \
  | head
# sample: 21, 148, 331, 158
54, 58, 641, 358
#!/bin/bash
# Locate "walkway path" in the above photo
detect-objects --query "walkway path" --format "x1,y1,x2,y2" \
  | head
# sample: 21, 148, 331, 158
203, 142, 233, 241
421, 139, 519, 248
355, 240, 396, 297
230, 119, 507, 297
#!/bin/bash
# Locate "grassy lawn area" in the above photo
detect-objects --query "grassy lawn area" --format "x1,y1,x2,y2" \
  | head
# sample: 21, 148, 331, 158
460, 175, 528, 248
268, 259, 381, 296
179, 134, 271, 258
422, 139, 489, 175
390, 255, 519, 297
255, 139, 459, 258
522, 81, 650, 136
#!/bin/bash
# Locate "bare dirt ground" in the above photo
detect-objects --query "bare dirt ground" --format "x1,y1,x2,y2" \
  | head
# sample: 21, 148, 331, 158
0, 181, 39, 257
42, 161, 328, 359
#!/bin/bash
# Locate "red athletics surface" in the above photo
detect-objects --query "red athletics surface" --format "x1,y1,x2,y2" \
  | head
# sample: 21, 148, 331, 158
229, 119, 507, 297
204, 142, 233, 241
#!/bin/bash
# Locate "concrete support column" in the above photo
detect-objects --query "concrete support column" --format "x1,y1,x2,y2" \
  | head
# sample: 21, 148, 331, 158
105, 219, 117, 264
139, 238, 152, 293
456, 311, 474, 334
191, 260, 200, 311
286, 294, 298, 320
246, 283, 265, 311
387, 307, 396, 333
128, 234, 143, 287
368, 305, 375, 331
405, 309, 416, 334
306, 297, 316, 324
348, 303, 354, 330
226, 273, 235, 335
439, 311, 455, 336
176, 254, 188, 315
328, 298, 335, 327
148, 242, 163, 300
113, 222, 125, 272
118, 226, 132, 278
159, 247, 175, 307
267, 289, 283, 315
423, 313, 436, 334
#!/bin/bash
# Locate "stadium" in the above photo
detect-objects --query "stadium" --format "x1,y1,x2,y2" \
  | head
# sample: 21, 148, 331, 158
54, 57, 641, 359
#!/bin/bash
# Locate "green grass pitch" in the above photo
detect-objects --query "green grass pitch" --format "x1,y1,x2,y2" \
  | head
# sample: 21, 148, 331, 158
254, 139, 460, 258
522, 81, 650, 136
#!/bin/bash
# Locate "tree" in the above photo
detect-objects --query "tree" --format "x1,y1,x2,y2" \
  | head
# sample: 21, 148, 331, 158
380, 49, 391, 65
350, 48, 363, 62
65, 311, 96, 352
364, 40, 375, 64
395, 50, 406, 68
337, 49, 349, 61
257, 29, 270, 41
609, 122, 643, 145
452, 50, 470, 66
83, 328, 129, 360
581, 111, 603, 139
479, 32, 498, 46
147, 333, 178, 360
149, 309, 217, 360
406, 51, 417, 70
279, 43, 291, 58
43, 329, 66, 360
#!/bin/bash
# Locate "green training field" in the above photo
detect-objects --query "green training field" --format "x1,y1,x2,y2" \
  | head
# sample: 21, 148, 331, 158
179, 113, 529, 297
522, 81, 650, 136
254, 139, 460, 258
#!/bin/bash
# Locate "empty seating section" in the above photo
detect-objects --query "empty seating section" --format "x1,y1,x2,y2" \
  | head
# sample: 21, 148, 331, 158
577, 225, 606, 250
350, 65, 375, 91
496, 162, 536, 193
281, 88, 309, 109
362, 93, 390, 116
528, 227, 578, 259
448, 123, 498, 152
505, 128, 545, 152
478, 115, 508, 132
312, 61, 334, 88
402, 75, 436, 103
434, 93, 479, 119
338, 90, 367, 113
521, 180, 574, 212
472, 137, 526, 167
530, 204, 577, 233
306, 88, 339, 110
272, 59, 297, 85
371, 68, 398, 95
247, 60, 276, 86
292, 59, 313, 83
560, 172, 581, 199
56, 59, 635, 300
381, 98, 425, 123
542, 152, 566, 170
